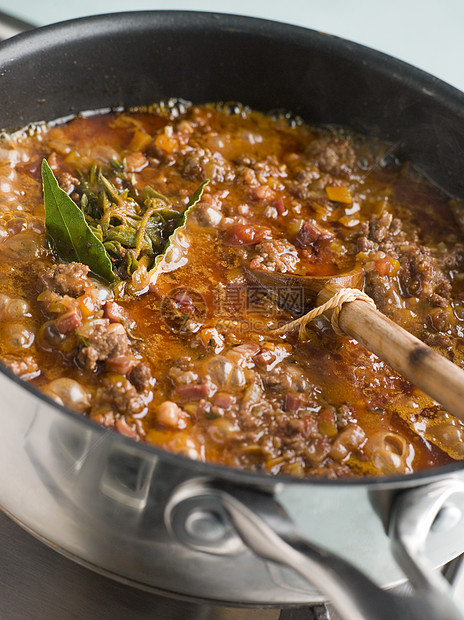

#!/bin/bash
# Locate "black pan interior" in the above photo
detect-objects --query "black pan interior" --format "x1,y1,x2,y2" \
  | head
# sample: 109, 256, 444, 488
0, 11, 463, 198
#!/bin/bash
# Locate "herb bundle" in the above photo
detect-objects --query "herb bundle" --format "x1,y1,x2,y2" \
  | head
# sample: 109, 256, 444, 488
42, 159, 208, 293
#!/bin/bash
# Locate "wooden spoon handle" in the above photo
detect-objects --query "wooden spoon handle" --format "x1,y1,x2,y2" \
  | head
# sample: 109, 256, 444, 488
338, 299, 464, 422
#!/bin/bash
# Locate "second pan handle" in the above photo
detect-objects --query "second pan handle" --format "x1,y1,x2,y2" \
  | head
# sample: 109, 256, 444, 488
0, 10, 34, 40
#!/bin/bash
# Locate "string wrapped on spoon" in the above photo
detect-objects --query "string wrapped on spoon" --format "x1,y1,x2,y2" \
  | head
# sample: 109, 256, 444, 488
272, 287, 376, 338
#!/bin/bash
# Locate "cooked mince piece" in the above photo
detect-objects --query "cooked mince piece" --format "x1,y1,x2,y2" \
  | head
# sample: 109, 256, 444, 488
1, 101, 464, 478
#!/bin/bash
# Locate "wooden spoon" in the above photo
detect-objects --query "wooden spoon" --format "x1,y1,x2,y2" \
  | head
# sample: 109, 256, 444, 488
244, 265, 464, 423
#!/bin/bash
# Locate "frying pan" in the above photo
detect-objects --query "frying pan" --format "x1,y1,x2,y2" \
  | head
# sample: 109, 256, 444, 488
1, 11, 464, 619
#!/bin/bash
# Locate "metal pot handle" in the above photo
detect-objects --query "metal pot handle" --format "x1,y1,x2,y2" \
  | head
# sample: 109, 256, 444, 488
389, 478, 464, 614
192, 480, 464, 620
0, 10, 34, 40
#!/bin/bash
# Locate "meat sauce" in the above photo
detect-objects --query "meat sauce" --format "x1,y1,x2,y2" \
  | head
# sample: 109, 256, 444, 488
1, 101, 464, 478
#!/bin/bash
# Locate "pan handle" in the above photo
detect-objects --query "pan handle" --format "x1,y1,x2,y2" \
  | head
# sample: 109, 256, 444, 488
389, 478, 464, 607
176, 479, 464, 620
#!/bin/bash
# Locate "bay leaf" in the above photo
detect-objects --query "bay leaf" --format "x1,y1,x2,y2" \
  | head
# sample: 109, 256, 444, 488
42, 159, 115, 282
147, 179, 209, 286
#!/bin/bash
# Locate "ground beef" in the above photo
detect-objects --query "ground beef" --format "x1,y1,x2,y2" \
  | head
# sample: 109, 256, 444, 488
398, 246, 442, 298
38, 262, 92, 297
275, 413, 331, 465
236, 155, 287, 189
293, 163, 321, 186
181, 147, 235, 183
429, 281, 452, 307
277, 414, 318, 439
357, 232, 377, 253
356, 212, 404, 254
364, 274, 403, 315
77, 320, 131, 371
262, 367, 293, 391
336, 404, 355, 429
168, 365, 199, 385
422, 331, 454, 358
356, 229, 377, 253
237, 398, 273, 431
428, 307, 452, 331
294, 220, 334, 252
235, 165, 260, 188
249, 239, 299, 272
58, 171, 79, 194
101, 374, 145, 415
0, 355, 39, 379
437, 243, 464, 271
305, 136, 356, 177
254, 155, 287, 178
368, 211, 393, 243
129, 362, 153, 392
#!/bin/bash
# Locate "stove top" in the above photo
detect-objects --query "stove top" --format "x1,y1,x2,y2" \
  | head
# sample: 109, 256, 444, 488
0, 511, 332, 620
4, 507, 464, 620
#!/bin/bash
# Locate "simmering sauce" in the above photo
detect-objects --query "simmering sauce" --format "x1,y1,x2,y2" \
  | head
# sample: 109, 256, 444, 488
1, 102, 463, 478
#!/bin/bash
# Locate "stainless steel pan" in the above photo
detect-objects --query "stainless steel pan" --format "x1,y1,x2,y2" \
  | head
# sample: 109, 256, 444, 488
1, 12, 464, 619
